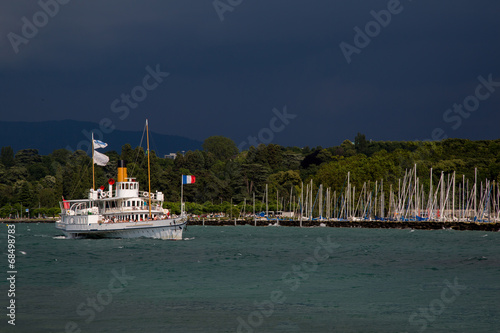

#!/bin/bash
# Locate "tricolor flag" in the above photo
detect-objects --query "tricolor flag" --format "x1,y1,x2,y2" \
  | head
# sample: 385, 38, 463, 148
93, 139, 108, 149
182, 175, 196, 184
94, 150, 109, 166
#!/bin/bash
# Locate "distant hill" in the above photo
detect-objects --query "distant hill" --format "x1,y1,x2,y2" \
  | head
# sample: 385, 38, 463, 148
0, 120, 202, 156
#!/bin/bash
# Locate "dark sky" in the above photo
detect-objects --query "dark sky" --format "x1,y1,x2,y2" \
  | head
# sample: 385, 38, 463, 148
2, 0, 499, 149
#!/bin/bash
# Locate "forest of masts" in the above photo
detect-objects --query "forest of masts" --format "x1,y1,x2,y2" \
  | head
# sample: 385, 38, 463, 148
243, 165, 500, 223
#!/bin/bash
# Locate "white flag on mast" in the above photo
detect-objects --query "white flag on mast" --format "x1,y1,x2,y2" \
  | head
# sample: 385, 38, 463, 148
93, 139, 108, 149
93, 150, 109, 166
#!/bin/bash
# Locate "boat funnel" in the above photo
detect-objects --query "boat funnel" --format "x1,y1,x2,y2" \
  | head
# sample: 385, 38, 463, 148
117, 160, 128, 182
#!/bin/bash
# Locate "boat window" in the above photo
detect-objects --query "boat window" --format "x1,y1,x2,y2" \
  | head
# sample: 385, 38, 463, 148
132, 201, 135, 207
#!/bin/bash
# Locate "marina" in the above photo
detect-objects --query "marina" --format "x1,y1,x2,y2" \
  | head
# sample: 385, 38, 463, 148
232, 165, 500, 225
188, 217, 500, 231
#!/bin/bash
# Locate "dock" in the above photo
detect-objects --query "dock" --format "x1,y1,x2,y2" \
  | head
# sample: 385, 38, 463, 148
189, 218, 500, 231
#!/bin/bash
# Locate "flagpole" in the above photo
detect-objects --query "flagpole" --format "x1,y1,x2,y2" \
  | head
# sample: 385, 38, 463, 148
181, 175, 184, 216
146, 120, 152, 219
92, 133, 95, 190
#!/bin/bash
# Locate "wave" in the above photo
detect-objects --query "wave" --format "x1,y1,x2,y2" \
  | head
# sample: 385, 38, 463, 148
52, 235, 68, 240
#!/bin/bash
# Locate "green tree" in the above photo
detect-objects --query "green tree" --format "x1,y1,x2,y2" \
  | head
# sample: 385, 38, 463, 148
1, 146, 15, 167
184, 150, 205, 172
0, 184, 13, 206
339, 140, 356, 157
28, 163, 49, 181
15, 180, 36, 208
121, 144, 134, 163
355, 132, 368, 155
38, 188, 58, 207
50, 148, 71, 164
15, 149, 42, 166
202, 136, 238, 161
241, 163, 270, 195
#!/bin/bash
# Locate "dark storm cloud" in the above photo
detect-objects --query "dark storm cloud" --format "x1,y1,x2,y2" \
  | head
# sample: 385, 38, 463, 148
1, 0, 499, 148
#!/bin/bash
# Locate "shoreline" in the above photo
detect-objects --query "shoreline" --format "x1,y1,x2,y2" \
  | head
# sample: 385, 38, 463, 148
3, 218, 499, 232
1, 218, 57, 224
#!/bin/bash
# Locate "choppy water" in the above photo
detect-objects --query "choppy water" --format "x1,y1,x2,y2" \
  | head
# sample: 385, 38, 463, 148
1, 224, 499, 332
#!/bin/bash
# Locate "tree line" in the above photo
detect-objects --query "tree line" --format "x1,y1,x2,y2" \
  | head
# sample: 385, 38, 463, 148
1, 134, 499, 218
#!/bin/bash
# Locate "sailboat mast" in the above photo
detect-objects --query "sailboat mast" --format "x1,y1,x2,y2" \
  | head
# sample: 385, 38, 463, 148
266, 183, 268, 217
92, 133, 95, 190
253, 192, 255, 217
146, 120, 152, 218
300, 182, 303, 227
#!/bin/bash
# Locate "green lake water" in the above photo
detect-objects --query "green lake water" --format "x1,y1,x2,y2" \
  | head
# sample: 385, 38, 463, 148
1, 224, 499, 332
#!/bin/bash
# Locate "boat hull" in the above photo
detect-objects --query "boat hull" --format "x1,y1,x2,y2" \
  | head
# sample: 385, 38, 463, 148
56, 218, 187, 240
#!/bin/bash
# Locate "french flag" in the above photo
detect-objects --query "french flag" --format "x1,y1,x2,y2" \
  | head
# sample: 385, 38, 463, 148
182, 175, 196, 184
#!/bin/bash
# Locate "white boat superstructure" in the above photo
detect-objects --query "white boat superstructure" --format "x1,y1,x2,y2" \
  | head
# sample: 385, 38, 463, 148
56, 160, 187, 239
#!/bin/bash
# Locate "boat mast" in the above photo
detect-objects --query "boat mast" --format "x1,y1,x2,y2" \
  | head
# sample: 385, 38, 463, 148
253, 192, 255, 219
474, 167, 477, 220
92, 132, 95, 190
181, 177, 184, 215
300, 181, 303, 227
146, 120, 152, 218
266, 183, 268, 217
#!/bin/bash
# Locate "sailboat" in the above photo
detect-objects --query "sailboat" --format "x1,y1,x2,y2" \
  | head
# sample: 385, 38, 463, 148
55, 120, 188, 239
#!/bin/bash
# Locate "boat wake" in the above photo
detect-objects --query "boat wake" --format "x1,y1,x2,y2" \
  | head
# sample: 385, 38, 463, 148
52, 235, 68, 240
183, 237, 195, 241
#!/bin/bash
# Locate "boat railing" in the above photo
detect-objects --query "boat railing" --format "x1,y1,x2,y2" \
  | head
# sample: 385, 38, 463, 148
63, 201, 99, 216
140, 191, 161, 200
99, 205, 163, 215
101, 207, 125, 214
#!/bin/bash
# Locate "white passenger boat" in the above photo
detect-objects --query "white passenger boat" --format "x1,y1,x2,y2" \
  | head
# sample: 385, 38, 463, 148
55, 121, 187, 239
